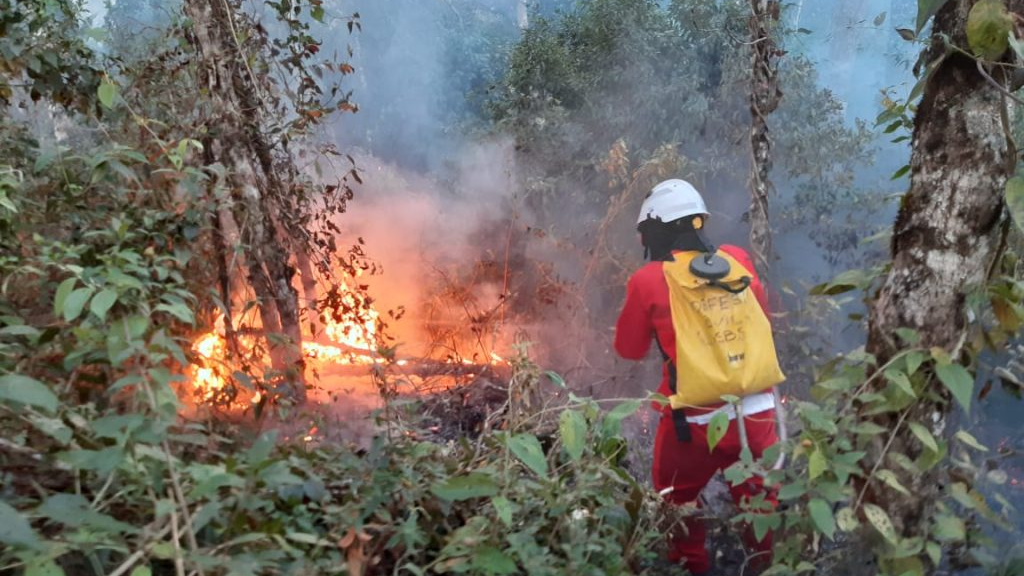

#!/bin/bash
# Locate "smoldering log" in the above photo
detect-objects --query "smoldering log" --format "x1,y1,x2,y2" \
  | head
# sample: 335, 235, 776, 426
313, 358, 510, 379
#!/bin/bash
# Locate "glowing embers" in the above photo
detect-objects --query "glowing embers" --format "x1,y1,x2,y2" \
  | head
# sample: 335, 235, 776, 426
321, 279, 381, 352
192, 331, 229, 400
189, 275, 509, 404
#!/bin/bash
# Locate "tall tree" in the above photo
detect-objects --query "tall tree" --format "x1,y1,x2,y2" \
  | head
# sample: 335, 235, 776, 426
517, 0, 529, 28
863, 0, 1022, 560
183, 0, 308, 401
748, 0, 783, 274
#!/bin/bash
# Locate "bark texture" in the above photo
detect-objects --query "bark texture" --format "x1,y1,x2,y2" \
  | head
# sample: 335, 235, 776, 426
867, 2, 1016, 359
185, 0, 306, 401
748, 0, 782, 275
516, 0, 528, 29
861, 0, 1020, 557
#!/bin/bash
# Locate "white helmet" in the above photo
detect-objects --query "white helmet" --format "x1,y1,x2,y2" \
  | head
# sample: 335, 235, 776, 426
636, 179, 708, 225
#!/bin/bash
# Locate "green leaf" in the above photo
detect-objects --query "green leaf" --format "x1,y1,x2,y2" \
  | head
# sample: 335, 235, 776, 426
949, 482, 978, 510
649, 393, 670, 407
863, 503, 899, 544
795, 561, 816, 574
930, 347, 951, 364
884, 368, 916, 397
559, 410, 586, 461
954, 430, 988, 451
908, 422, 939, 453
926, 541, 942, 566
98, 78, 118, 108
53, 277, 76, 316
0, 500, 39, 548
507, 434, 548, 477
751, 513, 780, 543
891, 164, 911, 180
905, 351, 926, 376
815, 377, 853, 392
932, 513, 966, 542
777, 482, 807, 500
246, 431, 277, 464
63, 287, 95, 322
967, 0, 1013, 60
810, 269, 868, 296
706, 412, 729, 452
0, 324, 41, 338
471, 546, 517, 575
602, 399, 641, 437
809, 498, 836, 540
935, 362, 973, 412
59, 447, 124, 476
492, 496, 513, 526
836, 507, 859, 532
25, 558, 64, 576
311, 5, 325, 23
916, 0, 950, 34
90, 288, 118, 321
808, 448, 828, 480
1005, 175, 1024, 233
895, 328, 921, 345
852, 421, 888, 436
544, 370, 566, 388
889, 452, 919, 474
285, 532, 330, 546
154, 302, 194, 324
0, 374, 58, 412
876, 469, 911, 495
39, 493, 138, 534
1010, 31, 1024, 64
29, 414, 72, 444
191, 501, 223, 533
129, 568, 152, 576
951, 483, 1006, 527
724, 462, 754, 486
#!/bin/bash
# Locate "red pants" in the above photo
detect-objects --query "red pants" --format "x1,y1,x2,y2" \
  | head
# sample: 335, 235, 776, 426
652, 410, 779, 574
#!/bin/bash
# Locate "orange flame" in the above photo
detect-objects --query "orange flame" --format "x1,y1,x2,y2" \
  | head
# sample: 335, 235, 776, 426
189, 277, 506, 403
193, 332, 228, 400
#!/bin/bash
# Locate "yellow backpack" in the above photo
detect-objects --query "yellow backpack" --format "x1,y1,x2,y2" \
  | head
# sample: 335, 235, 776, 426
662, 250, 785, 409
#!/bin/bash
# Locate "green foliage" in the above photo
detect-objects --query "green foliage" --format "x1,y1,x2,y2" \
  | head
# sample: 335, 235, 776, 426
0, 368, 662, 575
0, 66, 660, 571
489, 0, 872, 265
0, 0, 102, 109
967, 0, 1014, 61
916, 0, 951, 34
740, 258, 1024, 575
706, 411, 729, 453
1005, 175, 1024, 233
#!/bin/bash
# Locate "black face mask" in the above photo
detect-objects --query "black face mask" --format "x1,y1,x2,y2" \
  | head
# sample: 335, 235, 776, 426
638, 217, 715, 261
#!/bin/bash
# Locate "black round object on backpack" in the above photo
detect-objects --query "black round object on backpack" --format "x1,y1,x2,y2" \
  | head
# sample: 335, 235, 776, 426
689, 253, 730, 280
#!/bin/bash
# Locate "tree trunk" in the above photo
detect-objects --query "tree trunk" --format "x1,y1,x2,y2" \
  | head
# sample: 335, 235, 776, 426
212, 206, 242, 358
862, 0, 1018, 556
748, 0, 782, 275
516, 0, 529, 29
185, 0, 306, 402
295, 249, 320, 335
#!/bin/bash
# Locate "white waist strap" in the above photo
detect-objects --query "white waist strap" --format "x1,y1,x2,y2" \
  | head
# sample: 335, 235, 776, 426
685, 391, 776, 425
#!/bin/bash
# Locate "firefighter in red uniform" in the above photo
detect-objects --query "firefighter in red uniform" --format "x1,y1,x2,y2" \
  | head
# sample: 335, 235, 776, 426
614, 179, 781, 575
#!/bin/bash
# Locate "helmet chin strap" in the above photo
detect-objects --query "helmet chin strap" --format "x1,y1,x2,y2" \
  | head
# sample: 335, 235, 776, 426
690, 227, 716, 256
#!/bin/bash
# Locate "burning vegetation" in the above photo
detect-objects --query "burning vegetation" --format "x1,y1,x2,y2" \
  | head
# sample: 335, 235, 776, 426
188, 252, 515, 414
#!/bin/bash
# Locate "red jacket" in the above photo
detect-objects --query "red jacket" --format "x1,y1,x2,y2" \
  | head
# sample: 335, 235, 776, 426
614, 245, 769, 411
